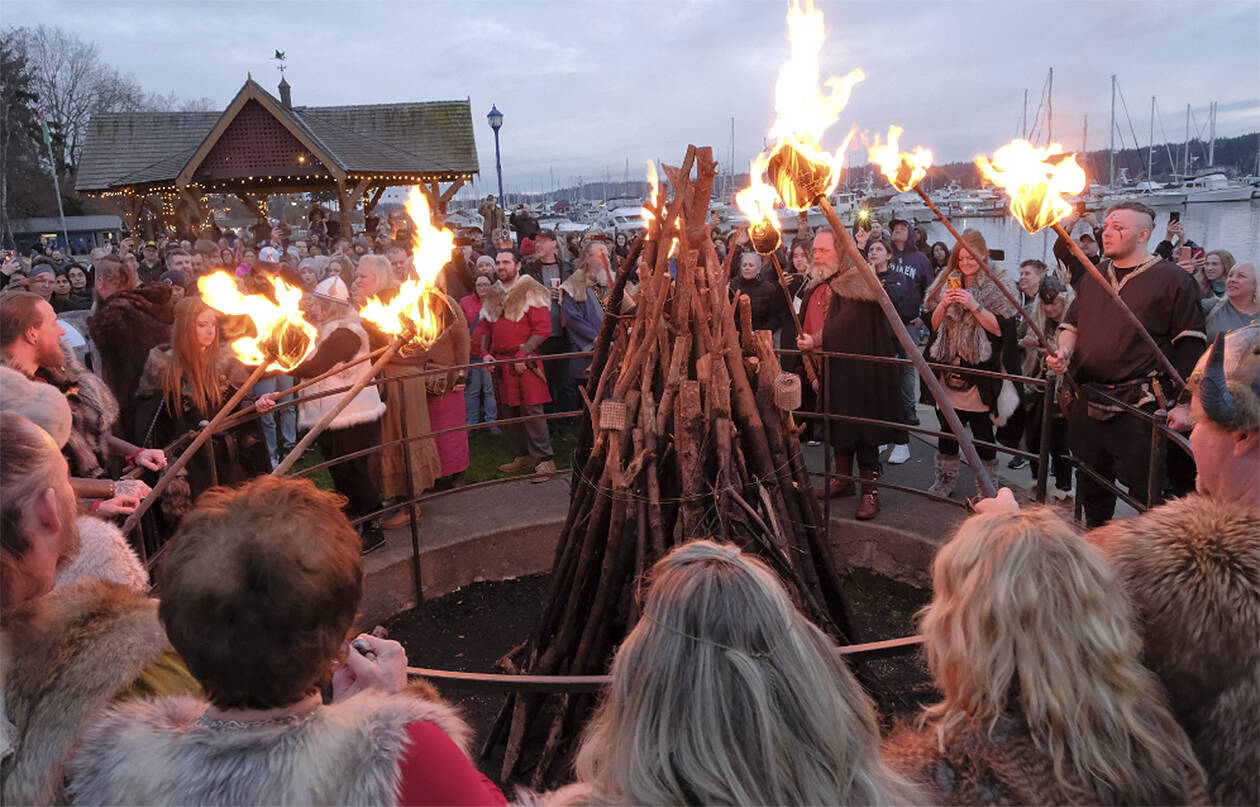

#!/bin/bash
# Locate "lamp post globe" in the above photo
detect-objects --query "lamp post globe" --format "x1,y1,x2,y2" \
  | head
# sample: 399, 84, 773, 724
487, 104, 505, 211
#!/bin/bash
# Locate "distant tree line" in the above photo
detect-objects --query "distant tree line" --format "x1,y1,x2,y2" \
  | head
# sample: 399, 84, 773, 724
1, 25, 216, 243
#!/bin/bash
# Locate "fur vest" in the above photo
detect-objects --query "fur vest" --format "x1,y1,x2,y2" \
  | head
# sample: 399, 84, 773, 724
68, 690, 472, 806
480, 274, 551, 323
883, 714, 1206, 806
559, 266, 596, 304
299, 316, 386, 431
1087, 495, 1260, 806
37, 343, 120, 479
1, 581, 174, 806
56, 516, 149, 594
827, 261, 881, 302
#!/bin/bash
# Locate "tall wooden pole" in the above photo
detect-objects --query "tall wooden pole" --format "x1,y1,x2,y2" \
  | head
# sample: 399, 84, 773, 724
815, 195, 998, 497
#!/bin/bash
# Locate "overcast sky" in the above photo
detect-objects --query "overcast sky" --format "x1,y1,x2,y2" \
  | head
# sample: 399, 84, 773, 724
8, 0, 1260, 198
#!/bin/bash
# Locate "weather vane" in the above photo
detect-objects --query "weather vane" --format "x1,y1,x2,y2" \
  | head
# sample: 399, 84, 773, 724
274, 49, 286, 75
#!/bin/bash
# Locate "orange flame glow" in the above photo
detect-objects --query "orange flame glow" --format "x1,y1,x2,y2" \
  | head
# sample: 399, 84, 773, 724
641, 160, 661, 234
735, 162, 783, 254
358, 187, 456, 352
198, 271, 318, 371
757, 0, 864, 211
869, 126, 933, 192
975, 139, 1087, 233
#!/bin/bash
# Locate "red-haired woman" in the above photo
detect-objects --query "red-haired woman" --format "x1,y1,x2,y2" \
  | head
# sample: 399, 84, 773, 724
133, 297, 270, 522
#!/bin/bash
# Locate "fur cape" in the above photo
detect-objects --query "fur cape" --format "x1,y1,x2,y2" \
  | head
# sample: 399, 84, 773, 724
827, 260, 881, 302
480, 274, 551, 323
1087, 494, 1260, 806
882, 713, 1206, 806
559, 266, 597, 303
68, 689, 474, 806
1, 581, 174, 806
87, 282, 175, 420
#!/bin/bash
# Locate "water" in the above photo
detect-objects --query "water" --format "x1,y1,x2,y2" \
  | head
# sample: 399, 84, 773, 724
915, 198, 1260, 279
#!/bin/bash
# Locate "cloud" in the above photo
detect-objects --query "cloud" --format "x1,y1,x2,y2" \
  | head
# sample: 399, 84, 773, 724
9, 0, 1258, 197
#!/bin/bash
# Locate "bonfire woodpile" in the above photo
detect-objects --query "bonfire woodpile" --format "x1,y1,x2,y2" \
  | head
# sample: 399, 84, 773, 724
482, 145, 857, 786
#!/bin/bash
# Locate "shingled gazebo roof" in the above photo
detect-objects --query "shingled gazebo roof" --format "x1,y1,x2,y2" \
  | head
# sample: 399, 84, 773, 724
76, 78, 479, 195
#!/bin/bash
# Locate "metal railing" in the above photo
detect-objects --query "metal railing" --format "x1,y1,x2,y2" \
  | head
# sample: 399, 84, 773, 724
132, 340, 1192, 693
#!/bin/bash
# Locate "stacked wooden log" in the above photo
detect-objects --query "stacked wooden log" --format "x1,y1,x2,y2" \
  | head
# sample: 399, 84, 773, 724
483, 145, 855, 787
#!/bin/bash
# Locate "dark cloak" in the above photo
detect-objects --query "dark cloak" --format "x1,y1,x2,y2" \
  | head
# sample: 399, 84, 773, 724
820, 291, 904, 452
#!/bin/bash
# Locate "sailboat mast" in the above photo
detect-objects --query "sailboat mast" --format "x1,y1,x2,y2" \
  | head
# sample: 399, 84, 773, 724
1208, 101, 1216, 168
1148, 96, 1155, 183
1183, 104, 1191, 179
1109, 75, 1116, 187
1022, 89, 1028, 139
1047, 67, 1053, 145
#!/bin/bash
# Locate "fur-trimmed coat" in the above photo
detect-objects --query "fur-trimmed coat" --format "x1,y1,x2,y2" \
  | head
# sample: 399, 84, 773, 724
35, 343, 120, 479
67, 690, 487, 806
882, 714, 1207, 806
473, 275, 553, 407
131, 345, 270, 522
87, 283, 175, 426
1087, 494, 1260, 806
922, 269, 1021, 422
1, 581, 194, 806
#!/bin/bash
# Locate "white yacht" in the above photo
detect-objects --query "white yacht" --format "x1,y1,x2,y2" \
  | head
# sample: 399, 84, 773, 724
1180, 172, 1253, 203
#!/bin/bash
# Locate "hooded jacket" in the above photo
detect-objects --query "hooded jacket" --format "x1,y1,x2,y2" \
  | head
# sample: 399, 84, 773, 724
888, 238, 934, 313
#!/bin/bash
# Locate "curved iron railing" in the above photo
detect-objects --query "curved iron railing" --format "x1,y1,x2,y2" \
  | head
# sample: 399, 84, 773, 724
134, 341, 1191, 693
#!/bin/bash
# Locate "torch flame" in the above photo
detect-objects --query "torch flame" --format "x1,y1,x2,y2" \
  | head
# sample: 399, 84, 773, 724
357, 187, 456, 351
198, 270, 318, 371
641, 160, 661, 232
735, 159, 784, 254
975, 139, 1087, 234
869, 126, 933, 192
757, 0, 864, 211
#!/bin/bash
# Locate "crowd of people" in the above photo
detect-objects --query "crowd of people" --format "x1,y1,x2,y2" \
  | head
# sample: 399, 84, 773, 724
1, 314, 1255, 804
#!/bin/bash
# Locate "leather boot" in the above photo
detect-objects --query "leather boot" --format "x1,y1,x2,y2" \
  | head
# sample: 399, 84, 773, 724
817, 452, 855, 499
927, 453, 959, 498
855, 467, 880, 520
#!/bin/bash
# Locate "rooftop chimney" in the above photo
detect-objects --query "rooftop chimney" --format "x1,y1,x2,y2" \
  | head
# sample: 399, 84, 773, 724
278, 76, 291, 107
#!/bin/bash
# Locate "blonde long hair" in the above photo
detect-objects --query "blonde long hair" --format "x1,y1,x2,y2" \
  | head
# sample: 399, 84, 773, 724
571, 540, 918, 806
919, 508, 1206, 804
164, 296, 223, 416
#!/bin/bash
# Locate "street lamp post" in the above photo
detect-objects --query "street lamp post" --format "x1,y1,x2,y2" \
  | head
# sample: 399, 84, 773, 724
487, 104, 505, 210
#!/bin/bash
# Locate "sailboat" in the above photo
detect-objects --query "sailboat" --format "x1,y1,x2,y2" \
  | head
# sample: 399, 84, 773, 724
1178, 101, 1252, 203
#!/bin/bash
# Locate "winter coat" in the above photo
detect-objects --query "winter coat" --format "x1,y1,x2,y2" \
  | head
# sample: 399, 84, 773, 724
729, 275, 788, 333
131, 345, 270, 521
34, 343, 120, 479
67, 689, 504, 806
87, 282, 175, 426
1086, 495, 1260, 806
56, 516, 149, 594
1, 581, 199, 805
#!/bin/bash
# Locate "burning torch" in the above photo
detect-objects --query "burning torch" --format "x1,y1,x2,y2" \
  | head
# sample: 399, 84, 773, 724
975, 139, 1184, 387
122, 271, 319, 533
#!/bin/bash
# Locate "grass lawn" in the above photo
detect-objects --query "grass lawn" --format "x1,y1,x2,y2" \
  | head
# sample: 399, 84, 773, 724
286, 423, 579, 494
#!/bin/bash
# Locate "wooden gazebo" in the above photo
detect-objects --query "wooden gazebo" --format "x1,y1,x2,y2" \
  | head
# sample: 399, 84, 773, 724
75, 77, 478, 237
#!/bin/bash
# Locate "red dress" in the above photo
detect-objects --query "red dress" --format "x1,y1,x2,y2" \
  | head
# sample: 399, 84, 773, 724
396, 721, 506, 806
473, 304, 552, 407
